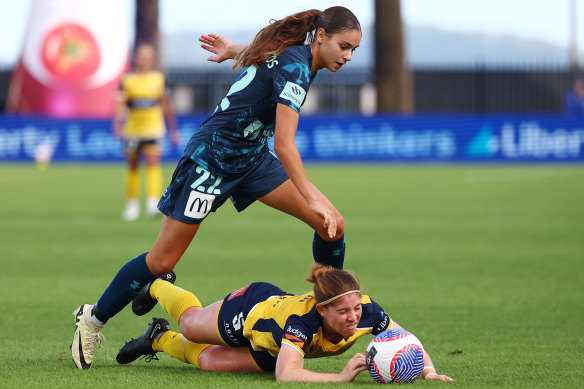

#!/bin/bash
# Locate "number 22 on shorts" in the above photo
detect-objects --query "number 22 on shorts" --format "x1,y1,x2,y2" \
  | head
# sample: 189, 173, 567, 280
190, 166, 222, 194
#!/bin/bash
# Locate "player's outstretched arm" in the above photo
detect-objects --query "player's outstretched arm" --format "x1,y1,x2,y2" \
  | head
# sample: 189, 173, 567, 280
199, 34, 246, 63
275, 344, 367, 382
390, 321, 454, 382
273, 103, 338, 239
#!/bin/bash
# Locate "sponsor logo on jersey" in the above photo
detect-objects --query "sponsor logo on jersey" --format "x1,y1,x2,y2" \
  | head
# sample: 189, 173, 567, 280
375, 311, 390, 332
184, 191, 215, 219
286, 326, 308, 340
266, 53, 279, 69
279, 81, 306, 107
223, 321, 240, 346
284, 333, 306, 349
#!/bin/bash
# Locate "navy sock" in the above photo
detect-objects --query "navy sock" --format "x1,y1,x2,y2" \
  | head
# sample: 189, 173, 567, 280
94, 253, 156, 322
312, 232, 345, 269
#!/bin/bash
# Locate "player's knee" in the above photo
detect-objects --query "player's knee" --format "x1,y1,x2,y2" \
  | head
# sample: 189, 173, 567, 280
178, 315, 204, 343
335, 214, 345, 236
196, 350, 214, 371
152, 261, 175, 276
179, 321, 196, 342
145, 252, 177, 276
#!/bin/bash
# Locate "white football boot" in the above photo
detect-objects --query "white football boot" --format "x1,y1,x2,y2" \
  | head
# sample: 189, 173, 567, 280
122, 199, 140, 221
145, 197, 161, 218
71, 304, 106, 369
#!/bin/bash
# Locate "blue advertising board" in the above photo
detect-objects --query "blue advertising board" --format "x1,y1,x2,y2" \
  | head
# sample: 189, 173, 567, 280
0, 114, 583, 163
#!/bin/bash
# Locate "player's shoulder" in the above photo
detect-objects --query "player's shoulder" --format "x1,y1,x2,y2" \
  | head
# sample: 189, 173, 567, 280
122, 72, 136, 83
285, 293, 319, 318
361, 294, 385, 314
146, 71, 165, 83
276, 45, 311, 66
361, 294, 373, 305
360, 294, 391, 332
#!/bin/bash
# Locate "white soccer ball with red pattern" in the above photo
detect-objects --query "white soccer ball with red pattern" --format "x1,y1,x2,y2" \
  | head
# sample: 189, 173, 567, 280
366, 329, 425, 384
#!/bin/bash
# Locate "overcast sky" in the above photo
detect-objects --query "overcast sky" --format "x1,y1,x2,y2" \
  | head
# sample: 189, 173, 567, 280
0, 0, 582, 65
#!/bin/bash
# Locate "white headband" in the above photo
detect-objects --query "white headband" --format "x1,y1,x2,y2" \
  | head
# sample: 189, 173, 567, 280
319, 290, 361, 306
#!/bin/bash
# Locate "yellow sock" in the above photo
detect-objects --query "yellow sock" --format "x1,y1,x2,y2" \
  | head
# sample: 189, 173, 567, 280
153, 331, 211, 368
146, 165, 163, 198
150, 280, 202, 324
126, 169, 140, 199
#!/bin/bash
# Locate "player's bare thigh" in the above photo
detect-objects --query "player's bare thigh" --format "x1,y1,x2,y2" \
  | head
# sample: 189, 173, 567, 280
198, 345, 260, 372
141, 143, 162, 166
179, 301, 224, 344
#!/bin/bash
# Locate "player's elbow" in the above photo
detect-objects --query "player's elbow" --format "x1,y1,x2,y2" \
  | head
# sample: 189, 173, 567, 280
274, 362, 296, 382
273, 139, 291, 156
275, 369, 292, 382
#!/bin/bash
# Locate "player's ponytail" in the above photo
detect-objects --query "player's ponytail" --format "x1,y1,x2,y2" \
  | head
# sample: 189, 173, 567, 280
306, 263, 361, 305
233, 6, 361, 70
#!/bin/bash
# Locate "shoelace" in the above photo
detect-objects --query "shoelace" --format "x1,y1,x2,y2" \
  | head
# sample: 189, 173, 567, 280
120, 337, 159, 363
139, 353, 159, 363
88, 330, 108, 350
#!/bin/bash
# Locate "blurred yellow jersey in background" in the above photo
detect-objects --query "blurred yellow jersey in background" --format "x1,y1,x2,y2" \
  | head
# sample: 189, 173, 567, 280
121, 71, 166, 139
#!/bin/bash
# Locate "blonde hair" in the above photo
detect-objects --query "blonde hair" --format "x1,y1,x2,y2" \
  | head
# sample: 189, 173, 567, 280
306, 263, 360, 305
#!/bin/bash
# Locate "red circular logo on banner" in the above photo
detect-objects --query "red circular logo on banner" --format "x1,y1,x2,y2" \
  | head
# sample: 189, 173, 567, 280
42, 23, 100, 81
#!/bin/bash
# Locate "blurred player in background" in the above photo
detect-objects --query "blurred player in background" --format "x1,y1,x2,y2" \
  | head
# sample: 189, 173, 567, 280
113, 43, 179, 221
117, 264, 453, 382
72, 7, 360, 370
564, 76, 584, 116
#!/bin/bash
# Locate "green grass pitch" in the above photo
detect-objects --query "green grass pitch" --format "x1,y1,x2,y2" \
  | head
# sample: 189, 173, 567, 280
0, 163, 583, 388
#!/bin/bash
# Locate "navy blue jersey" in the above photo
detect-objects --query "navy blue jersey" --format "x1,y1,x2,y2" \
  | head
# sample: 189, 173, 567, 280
184, 45, 315, 176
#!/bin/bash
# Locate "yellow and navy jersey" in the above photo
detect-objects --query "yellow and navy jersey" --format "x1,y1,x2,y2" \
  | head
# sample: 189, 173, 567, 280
121, 71, 166, 139
241, 285, 391, 359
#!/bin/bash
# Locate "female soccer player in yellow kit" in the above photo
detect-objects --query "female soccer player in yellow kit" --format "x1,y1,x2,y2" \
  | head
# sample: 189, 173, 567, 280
117, 264, 453, 383
113, 43, 179, 221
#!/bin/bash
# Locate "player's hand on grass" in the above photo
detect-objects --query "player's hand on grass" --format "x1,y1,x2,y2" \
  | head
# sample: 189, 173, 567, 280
425, 372, 455, 382
338, 353, 367, 382
199, 34, 236, 63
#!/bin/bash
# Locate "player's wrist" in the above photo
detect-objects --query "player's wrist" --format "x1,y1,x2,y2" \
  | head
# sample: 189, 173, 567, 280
422, 366, 437, 379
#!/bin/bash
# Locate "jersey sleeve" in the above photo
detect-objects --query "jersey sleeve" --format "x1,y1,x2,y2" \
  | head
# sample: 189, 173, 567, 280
361, 296, 392, 335
270, 47, 312, 113
280, 316, 314, 356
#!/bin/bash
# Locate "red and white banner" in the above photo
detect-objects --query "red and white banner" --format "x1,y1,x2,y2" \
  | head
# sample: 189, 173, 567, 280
7, 0, 130, 118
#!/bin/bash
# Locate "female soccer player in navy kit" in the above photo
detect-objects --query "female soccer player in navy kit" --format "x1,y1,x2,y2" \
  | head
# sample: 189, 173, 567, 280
72, 7, 362, 369
116, 264, 453, 382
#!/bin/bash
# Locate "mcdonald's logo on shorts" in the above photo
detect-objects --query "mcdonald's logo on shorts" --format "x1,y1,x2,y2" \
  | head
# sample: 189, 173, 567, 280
184, 190, 215, 219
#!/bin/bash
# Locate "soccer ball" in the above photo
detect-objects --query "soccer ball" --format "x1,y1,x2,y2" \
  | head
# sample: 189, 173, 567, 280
366, 329, 425, 384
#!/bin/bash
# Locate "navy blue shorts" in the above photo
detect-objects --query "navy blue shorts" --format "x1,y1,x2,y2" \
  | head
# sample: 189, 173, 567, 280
158, 153, 288, 224
216, 282, 287, 371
